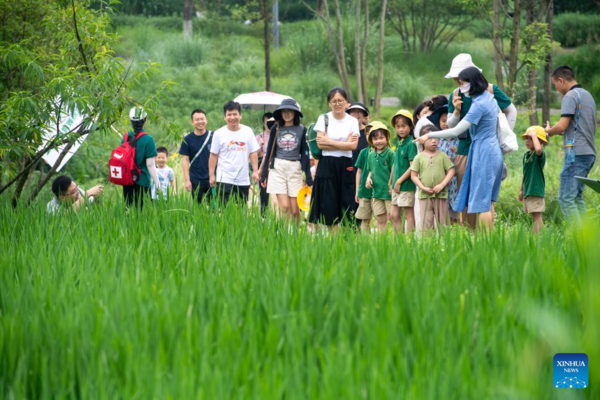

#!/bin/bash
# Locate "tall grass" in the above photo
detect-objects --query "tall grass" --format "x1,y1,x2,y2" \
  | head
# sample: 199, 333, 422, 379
1, 196, 599, 399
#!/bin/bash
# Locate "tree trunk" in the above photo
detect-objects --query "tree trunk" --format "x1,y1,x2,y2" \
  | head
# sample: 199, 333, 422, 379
373, 0, 387, 115
331, 0, 353, 99
542, 0, 553, 124
525, 0, 539, 125
262, 0, 271, 91
492, 0, 505, 90
354, 0, 364, 103
507, 0, 522, 97
183, 0, 193, 39
27, 141, 75, 205
360, 0, 368, 104
11, 160, 31, 208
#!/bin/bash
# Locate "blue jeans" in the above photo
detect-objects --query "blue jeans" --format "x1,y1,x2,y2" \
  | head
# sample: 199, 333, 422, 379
558, 155, 596, 223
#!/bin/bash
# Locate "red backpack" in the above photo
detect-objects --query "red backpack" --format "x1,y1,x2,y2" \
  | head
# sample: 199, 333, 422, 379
108, 131, 146, 186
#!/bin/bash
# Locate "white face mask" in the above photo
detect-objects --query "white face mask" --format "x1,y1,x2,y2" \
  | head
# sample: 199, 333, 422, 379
460, 82, 471, 97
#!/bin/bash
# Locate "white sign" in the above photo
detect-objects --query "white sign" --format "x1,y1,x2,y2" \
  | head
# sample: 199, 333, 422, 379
39, 106, 89, 172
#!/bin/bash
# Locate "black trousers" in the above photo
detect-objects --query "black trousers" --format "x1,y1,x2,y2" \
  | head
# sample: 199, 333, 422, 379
192, 182, 213, 205
123, 185, 151, 208
215, 183, 250, 206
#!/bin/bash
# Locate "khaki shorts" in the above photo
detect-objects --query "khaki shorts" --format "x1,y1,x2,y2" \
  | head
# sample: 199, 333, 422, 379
372, 198, 391, 216
454, 154, 468, 190
523, 196, 545, 213
392, 190, 416, 208
419, 198, 449, 231
356, 197, 373, 220
266, 158, 303, 197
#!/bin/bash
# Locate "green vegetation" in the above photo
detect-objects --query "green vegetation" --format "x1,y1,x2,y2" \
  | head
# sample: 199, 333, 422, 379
1, 199, 599, 399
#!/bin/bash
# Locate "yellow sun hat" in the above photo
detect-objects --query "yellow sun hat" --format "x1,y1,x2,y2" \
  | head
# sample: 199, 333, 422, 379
390, 109, 414, 128
365, 121, 391, 147
522, 125, 548, 144
297, 186, 312, 212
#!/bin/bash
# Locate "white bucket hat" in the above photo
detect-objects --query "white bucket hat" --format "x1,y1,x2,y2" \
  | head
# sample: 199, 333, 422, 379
445, 53, 482, 79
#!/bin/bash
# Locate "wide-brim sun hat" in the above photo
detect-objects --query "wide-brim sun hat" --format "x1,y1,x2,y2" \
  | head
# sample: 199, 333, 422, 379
522, 125, 548, 144
346, 102, 370, 117
390, 109, 414, 128
273, 98, 303, 119
365, 121, 391, 147
445, 53, 482, 79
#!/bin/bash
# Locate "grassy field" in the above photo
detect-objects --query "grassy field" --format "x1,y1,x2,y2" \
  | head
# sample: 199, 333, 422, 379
1, 198, 599, 399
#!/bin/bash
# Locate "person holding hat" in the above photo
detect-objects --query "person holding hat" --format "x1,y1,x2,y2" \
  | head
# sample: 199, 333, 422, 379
390, 110, 417, 233
417, 67, 503, 231
445, 53, 516, 228
519, 126, 548, 234
259, 98, 313, 223
365, 121, 394, 233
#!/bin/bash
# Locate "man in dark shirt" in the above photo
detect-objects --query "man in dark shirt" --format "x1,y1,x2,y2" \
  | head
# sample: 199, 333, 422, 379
180, 109, 214, 205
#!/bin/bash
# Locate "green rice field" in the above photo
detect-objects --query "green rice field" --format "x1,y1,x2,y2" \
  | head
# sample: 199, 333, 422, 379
1, 198, 599, 399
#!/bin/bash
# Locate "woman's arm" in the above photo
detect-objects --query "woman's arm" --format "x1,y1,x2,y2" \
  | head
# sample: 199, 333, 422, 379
316, 131, 358, 151
417, 120, 472, 144
502, 103, 517, 130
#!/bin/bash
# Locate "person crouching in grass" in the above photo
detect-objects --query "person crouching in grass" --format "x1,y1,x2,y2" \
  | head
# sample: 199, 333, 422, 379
410, 126, 455, 231
519, 126, 548, 234
47, 175, 104, 215
365, 121, 395, 233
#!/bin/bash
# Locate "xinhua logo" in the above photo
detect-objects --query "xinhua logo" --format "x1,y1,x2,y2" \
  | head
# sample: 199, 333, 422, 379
554, 353, 588, 389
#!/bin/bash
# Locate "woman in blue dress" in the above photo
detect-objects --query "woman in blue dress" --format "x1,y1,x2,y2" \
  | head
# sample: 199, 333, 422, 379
417, 67, 503, 230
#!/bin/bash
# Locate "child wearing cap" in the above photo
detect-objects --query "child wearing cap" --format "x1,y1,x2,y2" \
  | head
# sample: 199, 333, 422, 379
354, 136, 373, 232
365, 122, 395, 233
519, 126, 547, 234
390, 110, 418, 234
411, 126, 455, 231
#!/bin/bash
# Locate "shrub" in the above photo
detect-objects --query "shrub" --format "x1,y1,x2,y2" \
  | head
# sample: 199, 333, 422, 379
554, 45, 600, 100
162, 36, 208, 67
553, 13, 600, 47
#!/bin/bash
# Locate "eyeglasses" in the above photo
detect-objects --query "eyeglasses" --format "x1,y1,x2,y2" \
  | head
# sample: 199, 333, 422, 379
329, 100, 346, 106
68, 186, 80, 196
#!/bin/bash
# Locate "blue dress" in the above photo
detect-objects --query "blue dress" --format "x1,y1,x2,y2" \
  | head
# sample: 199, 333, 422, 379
453, 91, 503, 214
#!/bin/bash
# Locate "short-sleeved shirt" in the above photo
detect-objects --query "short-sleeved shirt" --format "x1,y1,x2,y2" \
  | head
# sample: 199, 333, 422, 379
46, 186, 87, 215
560, 85, 597, 156
151, 166, 175, 200
122, 133, 157, 187
275, 125, 303, 161
210, 124, 259, 186
256, 131, 270, 159
522, 150, 546, 198
464, 91, 500, 142
179, 130, 213, 186
367, 147, 394, 200
393, 136, 418, 192
354, 147, 372, 199
411, 152, 454, 199
314, 112, 360, 158
449, 84, 511, 155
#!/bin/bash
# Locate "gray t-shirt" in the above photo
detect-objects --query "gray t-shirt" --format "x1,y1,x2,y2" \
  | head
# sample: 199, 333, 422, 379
561, 86, 597, 156
275, 125, 303, 161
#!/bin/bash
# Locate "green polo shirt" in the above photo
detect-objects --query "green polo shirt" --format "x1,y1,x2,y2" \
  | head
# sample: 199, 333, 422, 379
393, 136, 418, 192
355, 147, 372, 199
449, 84, 512, 156
367, 147, 394, 200
522, 150, 546, 198
411, 152, 454, 200
121, 132, 157, 187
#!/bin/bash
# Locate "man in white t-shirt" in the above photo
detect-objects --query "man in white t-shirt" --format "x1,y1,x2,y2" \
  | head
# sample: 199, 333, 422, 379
209, 101, 260, 205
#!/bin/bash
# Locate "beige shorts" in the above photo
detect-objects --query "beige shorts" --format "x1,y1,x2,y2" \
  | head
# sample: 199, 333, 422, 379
356, 197, 373, 220
372, 198, 391, 216
266, 158, 303, 197
392, 190, 416, 208
454, 154, 468, 190
523, 196, 545, 213
419, 198, 449, 231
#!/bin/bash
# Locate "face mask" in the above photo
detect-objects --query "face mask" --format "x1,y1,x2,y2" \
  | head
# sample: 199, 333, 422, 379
460, 82, 471, 97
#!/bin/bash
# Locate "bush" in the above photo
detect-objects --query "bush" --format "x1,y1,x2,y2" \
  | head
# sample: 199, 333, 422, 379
554, 45, 600, 100
162, 36, 208, 67
553, 13, 600, 47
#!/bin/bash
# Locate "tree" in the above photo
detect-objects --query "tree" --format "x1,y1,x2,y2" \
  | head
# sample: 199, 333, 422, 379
388, 0, 474, 53
322, 0, 353, 100
373, 0, 387, 115
183, 0, 194, 38
541, 0, 554, 125
0, 0, 175, 205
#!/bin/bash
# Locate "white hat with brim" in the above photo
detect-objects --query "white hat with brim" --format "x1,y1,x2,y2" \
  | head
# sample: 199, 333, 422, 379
445, 53, 482, 79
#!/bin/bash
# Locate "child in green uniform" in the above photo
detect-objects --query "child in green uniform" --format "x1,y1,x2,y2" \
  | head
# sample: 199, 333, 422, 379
411, 126, 455, 232
355, 138, 373, 232
390, 110, 417, 234
519, 126, 547, 234
365, 121, 394, 233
